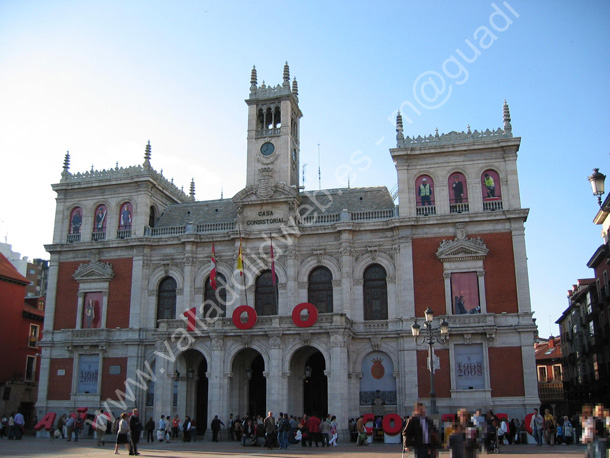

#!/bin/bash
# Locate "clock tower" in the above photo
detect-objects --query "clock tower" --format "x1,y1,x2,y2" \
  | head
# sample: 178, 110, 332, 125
245, 62, 302, 195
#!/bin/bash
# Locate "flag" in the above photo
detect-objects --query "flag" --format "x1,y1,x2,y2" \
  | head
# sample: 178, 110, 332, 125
270, 237, 276, 286
237, 239, 243, 276
210, 243, 217, 290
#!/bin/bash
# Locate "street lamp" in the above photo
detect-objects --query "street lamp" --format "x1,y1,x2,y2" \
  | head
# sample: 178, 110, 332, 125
588, 168, 606, 207
411, 308, 449, 415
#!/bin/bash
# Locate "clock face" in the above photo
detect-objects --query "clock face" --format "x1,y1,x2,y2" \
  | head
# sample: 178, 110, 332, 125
260, 142, 275, 156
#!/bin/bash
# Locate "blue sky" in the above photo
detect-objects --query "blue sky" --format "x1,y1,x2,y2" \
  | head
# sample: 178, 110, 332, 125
1, 1, 609, 338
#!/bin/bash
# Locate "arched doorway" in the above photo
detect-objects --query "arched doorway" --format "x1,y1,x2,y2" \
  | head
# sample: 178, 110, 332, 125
231, 348, 266, 418
179, 349, 208, 435
289, 347, 328, 417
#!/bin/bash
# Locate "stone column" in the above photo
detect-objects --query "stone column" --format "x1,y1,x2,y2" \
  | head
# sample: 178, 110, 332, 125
153, 340, 175, 422
182, 246, 195, 313
266, 335, 282, 413
339, 233, 353, 316
328, 334, 349, 440
207, 338, 225, 424
511, 222, 532, 313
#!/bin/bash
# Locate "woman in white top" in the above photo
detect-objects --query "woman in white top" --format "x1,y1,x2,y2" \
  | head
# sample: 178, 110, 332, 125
114, 413, 131, 455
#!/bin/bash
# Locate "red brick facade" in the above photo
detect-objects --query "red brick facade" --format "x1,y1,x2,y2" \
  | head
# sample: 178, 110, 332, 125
412, 232, 518, 316
47, 358, 74, 400
416, 348, 451, 398
488, 346, 525, 397
100, 357, 128, 400
54, 258, 133, 330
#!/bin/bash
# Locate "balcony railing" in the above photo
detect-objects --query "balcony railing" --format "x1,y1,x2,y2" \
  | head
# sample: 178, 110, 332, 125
91, 231, 106, 241
116, 229, 132, 239
450, 203, 470, 214
255, 128, 281, 138
196, 222, 236, 233
416, 205, 436, 216
67, 233, 81, 243
350, 209, 395, 221
483, 200, 503, 211
538, 381, 564, 401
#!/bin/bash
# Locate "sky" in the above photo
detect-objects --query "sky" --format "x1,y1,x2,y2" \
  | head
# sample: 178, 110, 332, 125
1, 1, 609, 339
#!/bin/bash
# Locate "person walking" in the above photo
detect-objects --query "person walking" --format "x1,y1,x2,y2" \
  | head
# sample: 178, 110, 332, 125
263, 411, 276, 449
182, 416, 191, 442
328, 415, 338, 447
402, 402, 439, 458
129, 408, 142, 456
95, 409, 108, 446
145, 417, 155, 442
114, 413, 131, 455
13, 411, 25, 440
530, 408, 544, 446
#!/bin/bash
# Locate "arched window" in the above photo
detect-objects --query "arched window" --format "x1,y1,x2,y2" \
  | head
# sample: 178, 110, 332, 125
255, 270, 277, 316
204, 273, 227, 318
157, 277, 177, 325
363, 264, 388, 320
415, 175, 435, 215
118, 202, 133, 230
257, 108, 264, 130
274, 106, 281, 128
448, 172, 468, 213
481, 169, 502, 211
308, 266, 333, 313
149, 206, 156, 228
69, 207, 83, 238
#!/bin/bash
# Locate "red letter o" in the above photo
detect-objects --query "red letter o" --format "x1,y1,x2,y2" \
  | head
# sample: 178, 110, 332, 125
292, 302, 318, 327
232, 305, 257, 329
382, 413, 403, 436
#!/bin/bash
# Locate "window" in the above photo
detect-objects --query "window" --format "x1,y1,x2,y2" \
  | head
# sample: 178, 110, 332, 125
553, 365, 562, 382
156, 277, 177, 324
415, 175, 435, 215
363, 264, 388, 320
25, 355, 36, 381
450, 272, 480, 314
538, 366, 547, 382
77, 354, 99, 393
481, 170, 502, 211
308, 267, 333, 313
149, 206, 156, 228
2, 387, 11, 401
82, 292, 102, 329
93, 204, 108, 240
255, 270, 277, 316
118, 202, 133, 230
448, 172, 469, 213
204, 273, 227, 318
586, 292, 592, 315
28, 324, 39, 348
68, 207, 83, 241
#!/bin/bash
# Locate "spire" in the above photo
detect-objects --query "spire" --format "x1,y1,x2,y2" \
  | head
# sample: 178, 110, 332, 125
283, 61, 290, 86
250, 65, 257, 93
144, 140, 152, 168
467, 124, 472, 135
292, 77, 298, 97
61, 150, 71, 180
396, 111, 404, 145
189, 178, 196, 201
503, 100, 512, 137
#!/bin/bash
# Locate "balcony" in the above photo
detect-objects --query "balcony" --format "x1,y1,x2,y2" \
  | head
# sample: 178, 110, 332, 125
483, 200, 503, 211
450, 203, 470, 214
67, 233, 81, 243
538, 381, 565, 402
416, 205, 436, 216
91, 231, 106, 241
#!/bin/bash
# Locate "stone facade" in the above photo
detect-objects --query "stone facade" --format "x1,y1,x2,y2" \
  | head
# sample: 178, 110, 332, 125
36, 64, 539, 440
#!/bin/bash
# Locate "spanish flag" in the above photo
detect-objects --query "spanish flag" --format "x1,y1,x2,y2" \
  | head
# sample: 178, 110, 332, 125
237, 239, 243, 276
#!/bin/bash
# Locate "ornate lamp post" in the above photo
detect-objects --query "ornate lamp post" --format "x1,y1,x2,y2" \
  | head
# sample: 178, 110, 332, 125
588, 168, 606, 206
411, 307, 449, 415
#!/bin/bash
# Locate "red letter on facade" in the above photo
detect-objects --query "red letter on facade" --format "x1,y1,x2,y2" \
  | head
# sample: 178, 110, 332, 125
382, 413, 403, 435
232, 305, 257, 329
291, 302, 318, 328
34, 412, 56, 431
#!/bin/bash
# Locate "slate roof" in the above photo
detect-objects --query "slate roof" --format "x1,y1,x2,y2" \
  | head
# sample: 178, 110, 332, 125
156, 187, 395, 227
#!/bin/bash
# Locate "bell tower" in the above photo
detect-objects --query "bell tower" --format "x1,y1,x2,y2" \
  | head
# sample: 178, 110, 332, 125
245, 62, 302, 193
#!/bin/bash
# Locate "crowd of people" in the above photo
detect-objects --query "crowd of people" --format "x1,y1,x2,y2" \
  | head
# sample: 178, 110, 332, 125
0, 411, 26, 440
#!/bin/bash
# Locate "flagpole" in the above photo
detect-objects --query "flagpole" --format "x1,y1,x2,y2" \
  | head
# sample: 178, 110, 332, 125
238, 233, 248, 307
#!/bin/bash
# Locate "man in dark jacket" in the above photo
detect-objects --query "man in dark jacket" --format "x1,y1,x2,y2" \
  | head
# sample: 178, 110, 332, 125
402, 402, 438, 458
129, 408, 142, 456
211, 415, 224, 442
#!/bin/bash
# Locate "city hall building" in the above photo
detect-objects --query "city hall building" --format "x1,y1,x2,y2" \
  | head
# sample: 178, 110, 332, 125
36, 63, 539, 437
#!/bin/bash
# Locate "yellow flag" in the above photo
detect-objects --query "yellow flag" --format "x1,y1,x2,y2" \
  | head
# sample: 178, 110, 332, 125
237, 239, 243, 276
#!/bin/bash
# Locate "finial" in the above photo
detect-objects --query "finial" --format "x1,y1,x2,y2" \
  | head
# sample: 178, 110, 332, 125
144, 140, 152, 167
396, 111, 404, 145
221, 185, 224, 200
283, 61, 290, 86
467, 124, 471, 135
250, 65, 257, 92
435, 127, 439, 137
503, 100, 512, 136
91, 164, 95, 172
189, 178, 196, 201
292, 77, 298, 96
63, 150, 71, 172
347, 174, 351, 188
261, 80, 266, 89
116, 161, 119, 169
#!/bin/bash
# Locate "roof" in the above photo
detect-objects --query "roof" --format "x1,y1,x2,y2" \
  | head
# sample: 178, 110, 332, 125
535, 337, 562, 361
156, 186, 395, 227
0, 253, 29, 285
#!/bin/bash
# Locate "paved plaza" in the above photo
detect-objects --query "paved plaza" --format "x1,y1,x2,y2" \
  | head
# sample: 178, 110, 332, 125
0, 436, 586, 458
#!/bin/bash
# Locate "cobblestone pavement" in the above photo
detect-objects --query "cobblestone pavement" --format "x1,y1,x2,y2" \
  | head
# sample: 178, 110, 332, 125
0, 436, 587, 458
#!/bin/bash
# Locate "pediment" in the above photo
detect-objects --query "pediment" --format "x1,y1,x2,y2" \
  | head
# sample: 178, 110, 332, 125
233, 183, 300, 204
436, 237, 489, 262
72, 261, 114, 282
